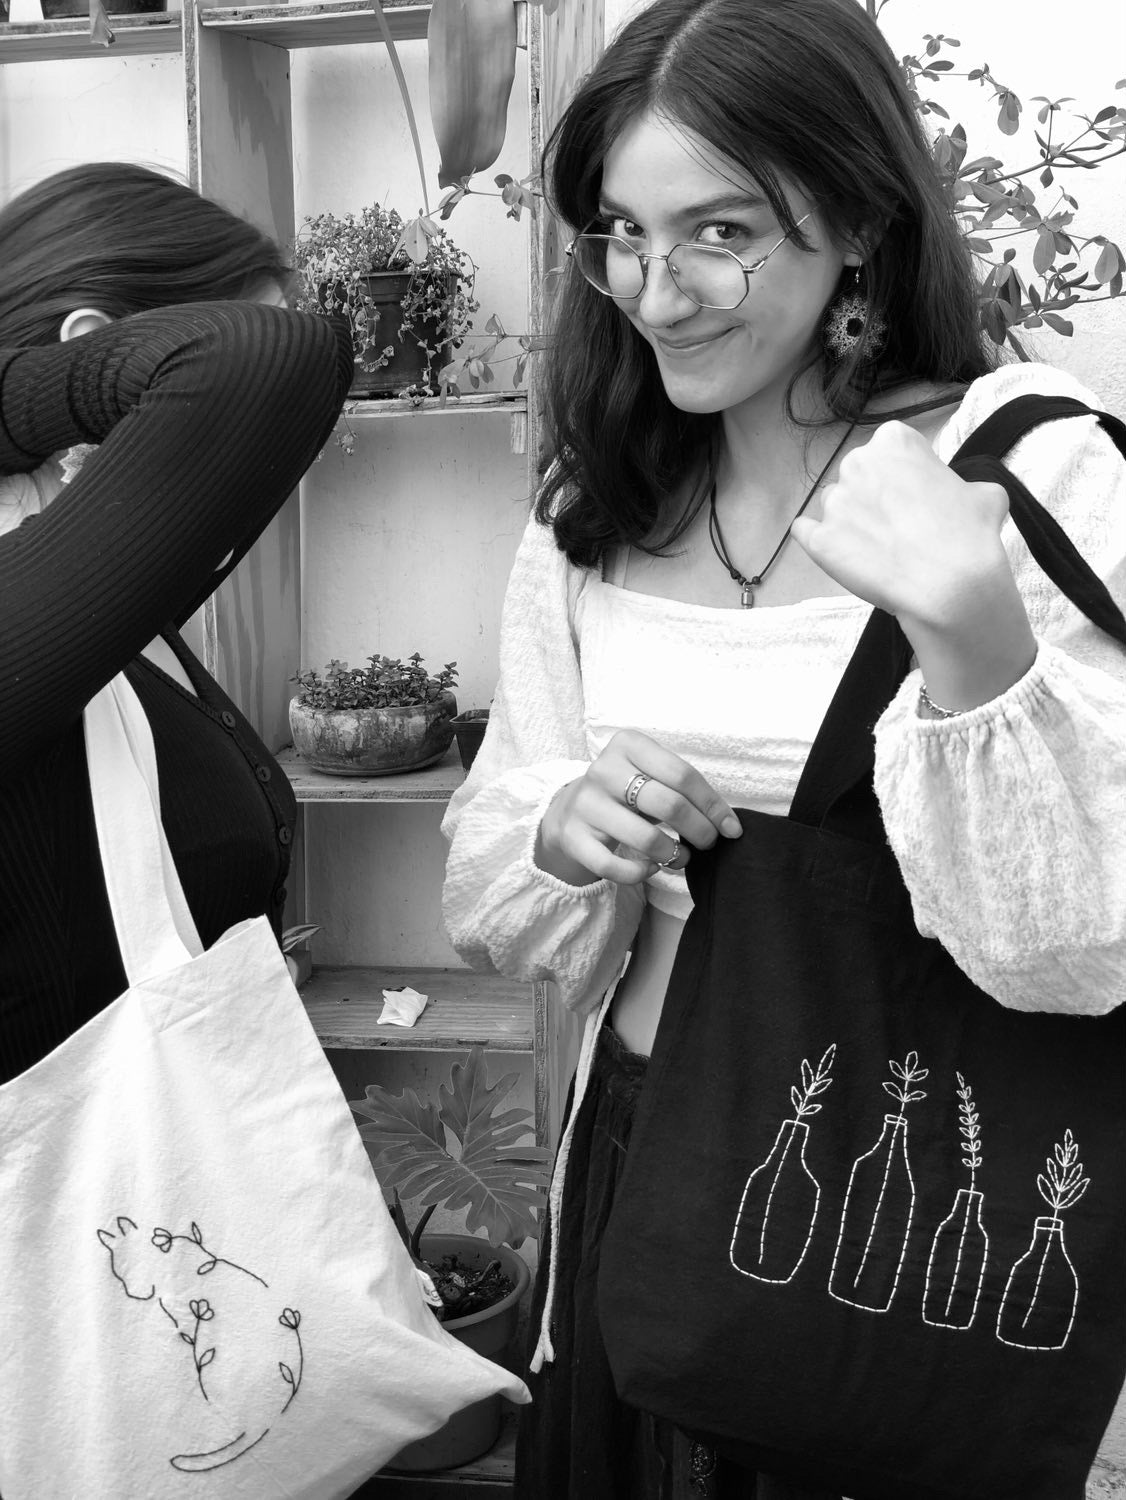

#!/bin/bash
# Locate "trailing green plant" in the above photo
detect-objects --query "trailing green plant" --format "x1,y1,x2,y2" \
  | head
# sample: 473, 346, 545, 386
350, 1044, 552, 1249
870, 0, 1125, 353
292, 654, 458, 711
360, 0, 543, 399
291, 203, 478, 396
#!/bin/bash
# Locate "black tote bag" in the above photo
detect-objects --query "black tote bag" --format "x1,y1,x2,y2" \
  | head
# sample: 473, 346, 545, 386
598, 398, 1126, 1500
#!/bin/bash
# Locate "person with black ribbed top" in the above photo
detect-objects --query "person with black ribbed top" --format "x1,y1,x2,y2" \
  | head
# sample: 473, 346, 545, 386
0, 163, 353, 1086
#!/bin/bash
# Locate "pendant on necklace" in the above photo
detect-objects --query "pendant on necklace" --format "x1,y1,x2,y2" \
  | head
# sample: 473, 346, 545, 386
740, 577, 760, 608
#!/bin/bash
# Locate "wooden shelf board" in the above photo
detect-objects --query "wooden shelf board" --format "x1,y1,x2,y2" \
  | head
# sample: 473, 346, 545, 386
0, 11, 180, 61
339, 392, 527, 421
303, 966, 534, 1051
199, 0, 431, 48
278, 742, 466, 802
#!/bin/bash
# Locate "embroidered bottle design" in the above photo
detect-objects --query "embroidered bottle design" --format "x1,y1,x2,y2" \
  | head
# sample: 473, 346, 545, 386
730, 1046, 835, 1284
922, 1073, 990, 1330
996, 1130, 1087, 1351
828, 1052, 927, 1312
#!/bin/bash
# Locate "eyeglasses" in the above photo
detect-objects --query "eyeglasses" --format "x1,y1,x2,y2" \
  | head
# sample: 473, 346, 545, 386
565, 212, 812, 310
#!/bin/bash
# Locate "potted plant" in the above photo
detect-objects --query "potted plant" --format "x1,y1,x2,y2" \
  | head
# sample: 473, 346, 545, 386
291, 203, 478, 398
350, 1045, 551, 1470
289, 652, 458, 776
451, 706, 490, 770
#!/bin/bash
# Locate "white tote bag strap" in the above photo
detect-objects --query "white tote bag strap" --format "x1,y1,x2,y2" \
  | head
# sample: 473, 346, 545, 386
82, 673, 203, 985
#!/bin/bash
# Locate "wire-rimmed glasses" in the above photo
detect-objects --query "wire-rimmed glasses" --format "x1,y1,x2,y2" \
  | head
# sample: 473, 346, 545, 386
565, 212, 812, 310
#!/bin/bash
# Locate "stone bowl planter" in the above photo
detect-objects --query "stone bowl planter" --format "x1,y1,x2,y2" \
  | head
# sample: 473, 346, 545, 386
385, 1234, 530, 1473
289, 691, 457, 776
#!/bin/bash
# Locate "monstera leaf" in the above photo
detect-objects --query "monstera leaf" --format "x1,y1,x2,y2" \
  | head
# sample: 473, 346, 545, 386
350, 1046, 551, 1248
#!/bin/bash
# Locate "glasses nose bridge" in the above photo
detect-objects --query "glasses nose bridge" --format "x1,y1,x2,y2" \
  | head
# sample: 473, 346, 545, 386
633, 244, 690, 305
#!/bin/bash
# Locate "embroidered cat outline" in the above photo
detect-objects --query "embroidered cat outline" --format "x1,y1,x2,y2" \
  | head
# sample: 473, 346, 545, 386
97, 1215, 304, 1472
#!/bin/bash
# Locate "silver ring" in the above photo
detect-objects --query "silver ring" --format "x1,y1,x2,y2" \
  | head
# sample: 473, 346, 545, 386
654, 837, 682, 870
624, 772, 650, 810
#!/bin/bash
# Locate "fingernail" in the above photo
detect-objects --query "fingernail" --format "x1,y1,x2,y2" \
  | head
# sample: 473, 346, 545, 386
721, 814, 742, 837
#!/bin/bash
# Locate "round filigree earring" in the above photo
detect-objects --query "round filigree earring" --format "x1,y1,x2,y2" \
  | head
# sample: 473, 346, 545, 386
823, 265, 887, 362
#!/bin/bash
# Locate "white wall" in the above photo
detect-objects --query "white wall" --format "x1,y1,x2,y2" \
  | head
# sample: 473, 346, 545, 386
0, 53, 186, 193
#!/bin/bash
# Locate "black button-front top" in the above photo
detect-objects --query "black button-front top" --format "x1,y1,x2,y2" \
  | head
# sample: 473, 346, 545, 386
0, 302, 353, 1084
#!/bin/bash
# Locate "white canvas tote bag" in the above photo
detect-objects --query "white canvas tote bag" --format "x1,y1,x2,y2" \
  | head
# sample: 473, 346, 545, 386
0, 674, 528, 1500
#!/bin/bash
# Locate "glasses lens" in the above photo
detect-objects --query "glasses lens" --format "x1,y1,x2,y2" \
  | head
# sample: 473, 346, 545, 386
667, 244, 748, 309
572, 236, 645, 299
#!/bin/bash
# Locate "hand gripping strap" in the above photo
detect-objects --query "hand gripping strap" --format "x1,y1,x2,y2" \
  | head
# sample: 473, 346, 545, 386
789, 394, 1126, 831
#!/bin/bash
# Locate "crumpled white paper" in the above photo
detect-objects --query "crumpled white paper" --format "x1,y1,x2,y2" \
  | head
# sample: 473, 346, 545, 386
378, 986, 429, 1027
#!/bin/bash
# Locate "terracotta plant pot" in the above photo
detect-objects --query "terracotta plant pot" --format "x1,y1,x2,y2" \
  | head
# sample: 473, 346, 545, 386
451, 708, 490, 771
320, 271, 452, 398
289, 691, 456, 777
386, 1234, 530, 1473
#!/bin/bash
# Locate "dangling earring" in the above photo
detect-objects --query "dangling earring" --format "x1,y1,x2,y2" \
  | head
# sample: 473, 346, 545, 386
823, 265, 887, 363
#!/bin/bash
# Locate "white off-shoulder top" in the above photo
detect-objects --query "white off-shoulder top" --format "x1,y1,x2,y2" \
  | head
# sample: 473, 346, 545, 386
442, 361, 1126, 1020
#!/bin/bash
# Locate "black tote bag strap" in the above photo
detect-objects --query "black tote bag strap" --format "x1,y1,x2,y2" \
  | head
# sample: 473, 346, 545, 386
790, 394, 1126, 833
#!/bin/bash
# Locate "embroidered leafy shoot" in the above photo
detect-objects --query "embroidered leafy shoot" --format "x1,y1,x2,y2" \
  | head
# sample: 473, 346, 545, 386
956, 1072, 983, 1190
1037, 1129, 1089, 1216
789, 1045, 836, 1121
883, 1051, 929, 1111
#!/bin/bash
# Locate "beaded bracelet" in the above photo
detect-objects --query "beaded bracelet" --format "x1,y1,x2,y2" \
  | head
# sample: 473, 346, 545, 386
918, 683, 967, 719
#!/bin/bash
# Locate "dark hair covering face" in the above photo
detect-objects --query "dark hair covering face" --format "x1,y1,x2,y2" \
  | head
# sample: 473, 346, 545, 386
0, 161, 291, 347
537, 0, 997, 566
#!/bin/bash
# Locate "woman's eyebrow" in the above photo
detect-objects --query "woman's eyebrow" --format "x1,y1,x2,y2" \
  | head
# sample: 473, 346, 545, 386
597, 191, 771, 219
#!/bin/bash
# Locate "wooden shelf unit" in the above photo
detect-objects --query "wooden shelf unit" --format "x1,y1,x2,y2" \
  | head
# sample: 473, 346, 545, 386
0, 0, 535, 61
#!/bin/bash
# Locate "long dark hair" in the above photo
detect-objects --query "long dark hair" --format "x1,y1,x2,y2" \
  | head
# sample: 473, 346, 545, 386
538, 0, 998, 565
0, 162, 290, 346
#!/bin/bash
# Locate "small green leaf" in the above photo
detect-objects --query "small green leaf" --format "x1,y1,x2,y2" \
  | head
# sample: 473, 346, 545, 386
1042, 312, 1074, 335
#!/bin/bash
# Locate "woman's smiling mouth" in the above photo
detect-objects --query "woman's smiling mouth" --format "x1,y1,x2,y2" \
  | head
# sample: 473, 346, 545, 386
652, 326, 739, 357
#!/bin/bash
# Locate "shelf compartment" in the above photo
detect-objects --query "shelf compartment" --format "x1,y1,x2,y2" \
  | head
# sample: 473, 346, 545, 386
199, 0, 527, 50
200, 0, 429, 48
278, 743, 466, 803
303, 966, 534, 1051
0, 10, 180, 61
339, 391, 527, 420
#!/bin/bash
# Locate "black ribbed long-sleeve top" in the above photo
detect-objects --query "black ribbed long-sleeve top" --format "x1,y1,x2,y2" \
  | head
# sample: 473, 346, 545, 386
0, 302, 353, 1084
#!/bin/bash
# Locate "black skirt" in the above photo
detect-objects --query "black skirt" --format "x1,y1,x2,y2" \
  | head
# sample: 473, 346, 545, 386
515, 1021, 843, 1500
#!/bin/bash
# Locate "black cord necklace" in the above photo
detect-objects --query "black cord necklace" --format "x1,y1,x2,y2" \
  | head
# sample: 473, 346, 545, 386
707, 418, 859, 607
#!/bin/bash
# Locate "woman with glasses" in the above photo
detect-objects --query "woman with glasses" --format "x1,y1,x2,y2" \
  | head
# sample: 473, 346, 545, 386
441, 0, 1126, 1495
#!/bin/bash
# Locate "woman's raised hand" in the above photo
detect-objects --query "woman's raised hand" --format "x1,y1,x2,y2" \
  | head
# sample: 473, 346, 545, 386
790, 421, 1013, 628
535, 728, 743, 887
790, 421, 1037, 710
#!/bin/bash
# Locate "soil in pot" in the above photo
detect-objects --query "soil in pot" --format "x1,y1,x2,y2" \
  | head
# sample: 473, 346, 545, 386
385, 1233, 530, 1473
289, 692, 456, 777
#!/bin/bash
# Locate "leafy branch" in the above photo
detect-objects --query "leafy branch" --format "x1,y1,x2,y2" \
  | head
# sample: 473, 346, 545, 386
955, 1071, 982, 1189
884, 1051, 929, 1111
869, 0, 1125, 353
788, 1044, 836, 1122
1037, 1129, 1090, 1216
